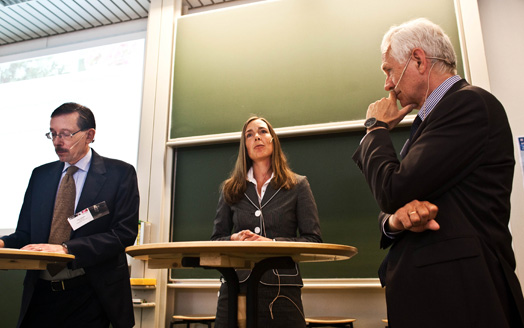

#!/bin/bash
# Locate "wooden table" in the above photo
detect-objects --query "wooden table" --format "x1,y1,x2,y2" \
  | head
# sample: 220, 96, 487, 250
0, 248, 75, 270
127, 241, 357, 328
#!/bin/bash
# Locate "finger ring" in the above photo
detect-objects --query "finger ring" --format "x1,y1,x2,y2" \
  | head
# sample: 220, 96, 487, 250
409, 211, 417, 215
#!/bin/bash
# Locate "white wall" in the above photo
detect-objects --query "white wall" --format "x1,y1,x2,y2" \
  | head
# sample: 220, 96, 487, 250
477, 0, 524, 283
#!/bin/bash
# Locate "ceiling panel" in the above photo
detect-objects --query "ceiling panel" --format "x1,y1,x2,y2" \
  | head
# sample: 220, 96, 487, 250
0, 0, 246, 46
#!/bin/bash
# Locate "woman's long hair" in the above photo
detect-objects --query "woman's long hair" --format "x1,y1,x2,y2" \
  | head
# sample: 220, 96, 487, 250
222, 116, 296, 204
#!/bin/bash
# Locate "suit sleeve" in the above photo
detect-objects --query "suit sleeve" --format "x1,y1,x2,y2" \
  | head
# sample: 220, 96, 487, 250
353, 89, 490, 214
275, 176, 323, 243
210, 193, 234, 241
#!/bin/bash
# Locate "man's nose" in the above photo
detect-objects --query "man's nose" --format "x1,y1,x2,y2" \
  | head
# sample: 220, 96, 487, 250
53, 136, 63, 146
384, 77, 395, 91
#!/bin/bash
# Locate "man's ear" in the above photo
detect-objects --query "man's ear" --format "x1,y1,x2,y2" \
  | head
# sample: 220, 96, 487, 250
412, 48, 427, 72
86, 129, 96, 144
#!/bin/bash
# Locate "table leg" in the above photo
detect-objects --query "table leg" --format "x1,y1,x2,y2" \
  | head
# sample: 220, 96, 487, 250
182, 257, 239, 328
217, 267, 239, 328
246, 256, 296, 328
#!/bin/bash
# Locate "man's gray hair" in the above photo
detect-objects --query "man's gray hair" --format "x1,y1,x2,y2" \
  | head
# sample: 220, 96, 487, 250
381, 18, 457, 74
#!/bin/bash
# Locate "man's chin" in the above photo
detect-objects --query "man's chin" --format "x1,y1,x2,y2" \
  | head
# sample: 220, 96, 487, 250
55, 152, 69, 162
399, 100, 419, 110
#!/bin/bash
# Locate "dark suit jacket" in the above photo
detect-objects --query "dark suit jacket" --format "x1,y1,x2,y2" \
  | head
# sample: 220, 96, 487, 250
1, 150, 139, 328
211, 174, 322, 285
353, 79, 524, 328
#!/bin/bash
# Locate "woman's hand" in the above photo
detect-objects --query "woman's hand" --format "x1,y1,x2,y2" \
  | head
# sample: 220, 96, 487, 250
231, 230, 273, 241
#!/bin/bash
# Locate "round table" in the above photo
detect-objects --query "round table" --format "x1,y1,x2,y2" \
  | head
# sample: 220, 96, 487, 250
0, 248, 75, 270
127, 241, 357, 328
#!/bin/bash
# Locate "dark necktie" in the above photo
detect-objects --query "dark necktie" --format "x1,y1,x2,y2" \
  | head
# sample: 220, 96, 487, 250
49, 165, 79, 245
409, 115, 423, 139
400, 116, 423, 158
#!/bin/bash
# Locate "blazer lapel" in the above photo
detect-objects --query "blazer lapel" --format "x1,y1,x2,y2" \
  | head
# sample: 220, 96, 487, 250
77, 149, 106, 212
414, 79, 469, 140
402, 79, 470, 157
261, 183, 279, 205
245, 182, 259, 205
37, 162, 64, 242
245, 181, 279, 206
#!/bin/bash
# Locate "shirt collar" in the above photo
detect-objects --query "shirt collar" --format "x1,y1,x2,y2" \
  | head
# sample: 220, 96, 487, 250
64, 148, 92, 173
419, 75, 461, 120
247, 166, 274, 186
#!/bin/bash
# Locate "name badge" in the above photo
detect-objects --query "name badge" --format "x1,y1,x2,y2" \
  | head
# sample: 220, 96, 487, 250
68, 201, 109, 231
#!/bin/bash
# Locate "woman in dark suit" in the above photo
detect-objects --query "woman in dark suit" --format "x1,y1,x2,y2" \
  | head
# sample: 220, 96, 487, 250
211, 116, 322, 328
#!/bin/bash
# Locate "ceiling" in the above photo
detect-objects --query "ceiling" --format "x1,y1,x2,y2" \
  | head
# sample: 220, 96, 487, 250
0, 0, 243, 46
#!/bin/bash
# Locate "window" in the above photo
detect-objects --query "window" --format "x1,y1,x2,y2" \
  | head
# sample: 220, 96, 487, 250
0, 38, 145, 232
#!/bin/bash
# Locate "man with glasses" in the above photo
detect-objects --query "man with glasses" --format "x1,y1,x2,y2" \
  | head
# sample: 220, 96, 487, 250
353, 18, 524, 327
0, 102, 139, 328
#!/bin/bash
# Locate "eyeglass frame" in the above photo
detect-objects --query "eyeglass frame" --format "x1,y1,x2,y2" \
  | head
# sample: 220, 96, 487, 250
45, 129, 85, 140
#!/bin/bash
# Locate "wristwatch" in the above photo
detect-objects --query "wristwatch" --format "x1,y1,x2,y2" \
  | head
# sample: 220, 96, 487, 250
62, 242, 69, 253
364, 117, 389, 129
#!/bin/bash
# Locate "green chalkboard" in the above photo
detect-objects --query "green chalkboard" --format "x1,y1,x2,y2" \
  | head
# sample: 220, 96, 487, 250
170, 0, 462, 138
170, 128, 410, 279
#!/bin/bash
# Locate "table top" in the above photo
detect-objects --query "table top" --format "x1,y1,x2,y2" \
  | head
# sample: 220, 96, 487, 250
0, 248, 75, 270
126, 241, 357, 269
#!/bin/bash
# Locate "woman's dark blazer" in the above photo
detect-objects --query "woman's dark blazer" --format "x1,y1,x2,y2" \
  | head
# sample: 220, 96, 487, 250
211, 174, 322, 285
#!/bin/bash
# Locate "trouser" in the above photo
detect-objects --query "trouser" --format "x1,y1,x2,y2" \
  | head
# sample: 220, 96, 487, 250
20, 276, 110, 328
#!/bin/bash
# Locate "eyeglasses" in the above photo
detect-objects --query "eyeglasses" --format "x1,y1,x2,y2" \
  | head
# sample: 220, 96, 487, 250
45, 130, 84, 140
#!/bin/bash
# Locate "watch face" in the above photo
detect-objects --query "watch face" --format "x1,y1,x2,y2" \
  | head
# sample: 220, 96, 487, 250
364, 117, 377, 128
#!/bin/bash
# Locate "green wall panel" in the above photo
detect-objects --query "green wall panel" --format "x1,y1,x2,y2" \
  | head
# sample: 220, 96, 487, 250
170, 0, 462, 138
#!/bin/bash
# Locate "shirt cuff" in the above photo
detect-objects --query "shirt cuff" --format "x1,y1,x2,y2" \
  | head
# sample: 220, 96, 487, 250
381, 214, 403, 239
